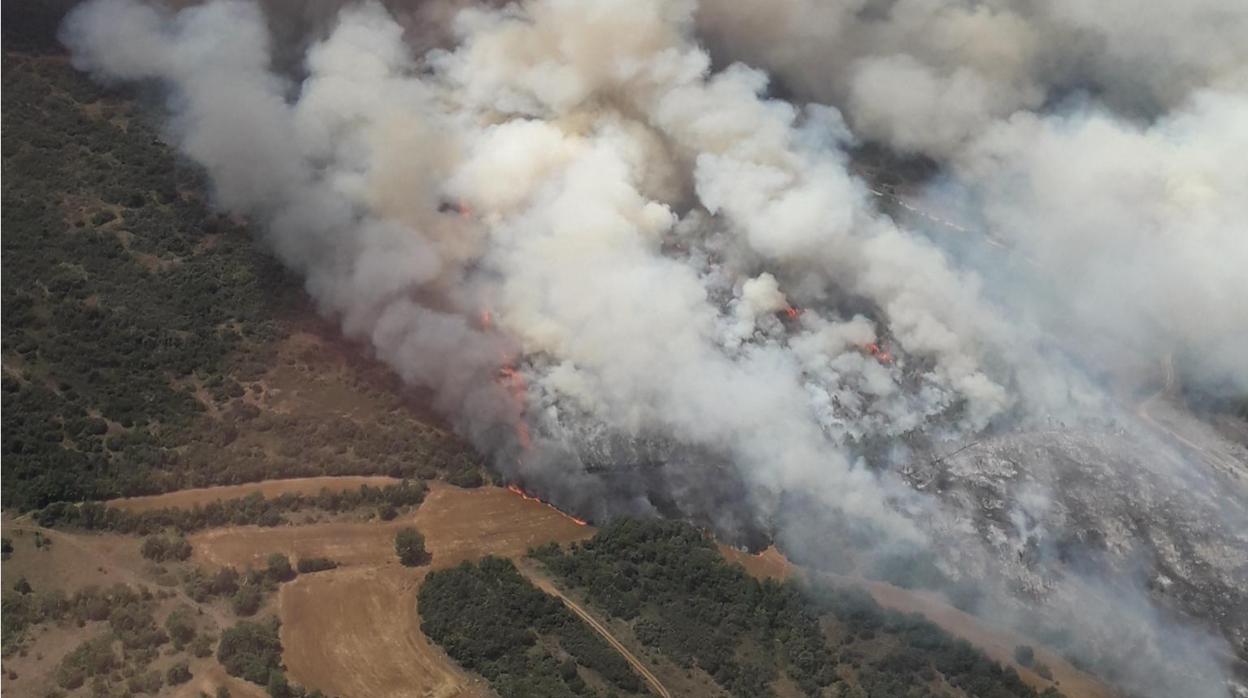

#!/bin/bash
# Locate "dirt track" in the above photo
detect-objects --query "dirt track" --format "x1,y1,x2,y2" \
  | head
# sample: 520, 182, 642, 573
522, 566, 672, 698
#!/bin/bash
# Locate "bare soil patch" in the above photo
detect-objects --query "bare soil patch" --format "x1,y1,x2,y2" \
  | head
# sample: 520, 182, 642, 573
717, 544, 795, 582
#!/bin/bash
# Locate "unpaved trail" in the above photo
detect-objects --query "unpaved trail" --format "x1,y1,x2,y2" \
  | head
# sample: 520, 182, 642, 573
521, 566, 672, 698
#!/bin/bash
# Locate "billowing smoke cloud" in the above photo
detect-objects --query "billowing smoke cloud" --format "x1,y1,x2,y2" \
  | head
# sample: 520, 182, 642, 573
696, 0, 1248, 392
60, 0, 1245, 696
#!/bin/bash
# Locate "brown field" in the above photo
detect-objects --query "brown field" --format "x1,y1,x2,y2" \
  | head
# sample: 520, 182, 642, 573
280, 566, 491, 698
187, 483, 596, 698
106, 475, 403, 513
190, 482, 595, 571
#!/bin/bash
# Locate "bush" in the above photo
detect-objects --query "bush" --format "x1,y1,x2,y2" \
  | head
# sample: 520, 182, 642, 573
55, 636, 116, 689
265, 553, 295, 583
395, 527, 427, 567
166, 660, 192, 685
1014, 644, 1036, 667
217, 618, 282, 685
127, 670, 163, 695
296, 557, 338, 574
140, 534, 192, 562
165, 606, 196, 648
232, 585, 262, 617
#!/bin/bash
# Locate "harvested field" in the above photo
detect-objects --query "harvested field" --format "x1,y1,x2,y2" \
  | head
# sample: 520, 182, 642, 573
106, 475, 403, 513
280, 566, 490, 698
260, 484, 595, 698
190, 483, 595, 571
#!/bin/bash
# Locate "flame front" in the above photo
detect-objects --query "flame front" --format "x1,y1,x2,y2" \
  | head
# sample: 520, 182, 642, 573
507, 484, 589, 526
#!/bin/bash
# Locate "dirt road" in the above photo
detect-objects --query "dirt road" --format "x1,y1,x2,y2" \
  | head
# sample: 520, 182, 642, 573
521, 567, 672, 698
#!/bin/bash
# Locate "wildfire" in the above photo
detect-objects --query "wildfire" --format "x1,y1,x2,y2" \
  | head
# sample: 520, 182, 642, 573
480, 308, 492, 330
506, 484, 590, 526
865, 342, 894, 365
782, 305, 801, 320
497, 365, 532, 449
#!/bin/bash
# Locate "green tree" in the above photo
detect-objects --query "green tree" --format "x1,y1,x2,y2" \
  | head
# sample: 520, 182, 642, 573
232, 585, 262, 617
395, 527, 428, 566
266, 553, 295, 583
165, 606, 197, 648
167, 660, 192, 685
217, 619, 282, 685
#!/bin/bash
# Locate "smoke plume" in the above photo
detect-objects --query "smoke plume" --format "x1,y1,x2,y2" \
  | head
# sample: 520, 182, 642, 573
60, 0, 1246, 695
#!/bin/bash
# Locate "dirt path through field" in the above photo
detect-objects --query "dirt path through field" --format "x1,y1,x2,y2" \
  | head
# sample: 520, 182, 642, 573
521, 566, 673, 698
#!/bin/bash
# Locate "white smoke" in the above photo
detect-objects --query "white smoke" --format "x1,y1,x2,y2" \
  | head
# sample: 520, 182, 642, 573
60, 0, 1245, 695
696, 0, 1248, 392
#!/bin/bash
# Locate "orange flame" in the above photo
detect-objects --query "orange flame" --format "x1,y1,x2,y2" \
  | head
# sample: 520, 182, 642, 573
782, 305, 801, 320
865, 342, 894, 365
506, 484, 589, 526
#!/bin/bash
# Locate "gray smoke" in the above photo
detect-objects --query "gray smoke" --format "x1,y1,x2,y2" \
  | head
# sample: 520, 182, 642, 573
60, 0, 1246, 696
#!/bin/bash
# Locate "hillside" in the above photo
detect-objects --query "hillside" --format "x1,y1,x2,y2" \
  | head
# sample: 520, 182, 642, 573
1, 4, 483, 513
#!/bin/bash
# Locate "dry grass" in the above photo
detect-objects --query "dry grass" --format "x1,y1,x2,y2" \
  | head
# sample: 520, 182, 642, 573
106, 475, 403, 513
189, 482, 594, 572
280, 565, 491, 698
